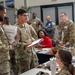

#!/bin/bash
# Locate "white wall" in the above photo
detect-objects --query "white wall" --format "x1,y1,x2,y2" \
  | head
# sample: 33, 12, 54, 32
30, 7, 41, 19
42, 7, 56, 24
14, 0, 25, 9
6, 9, 15, 24
26, 0, 75, 7
0, 0, 4, 2
74, 2, 75, 22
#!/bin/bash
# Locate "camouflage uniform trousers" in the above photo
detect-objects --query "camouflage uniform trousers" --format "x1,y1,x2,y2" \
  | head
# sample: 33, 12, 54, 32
9, 49, 19, 75
9, 50, 17, 75
12, 51, 39, 74
18, 53, 38, 73
0, 61, 10, 75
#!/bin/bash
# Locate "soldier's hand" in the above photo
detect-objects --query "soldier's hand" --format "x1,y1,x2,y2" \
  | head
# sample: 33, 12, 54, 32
14, 34, 18, 40
25, 42, 32, 47
34, 44, 41, 48
10, 34, 18, 46
59, 41, 63, 46
65, 42, 70, 46
10, 40, 15, 46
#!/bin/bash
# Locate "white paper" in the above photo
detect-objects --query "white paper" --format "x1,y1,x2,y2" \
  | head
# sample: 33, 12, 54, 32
27, 39, 43, 47
72, 56, 75, 62
35, 49, 41, 53
62, 31, 64, 41
42, 48, 51, 51
3, 25, 17, 44
38, 48, 51, 54
38, 50, 50, 54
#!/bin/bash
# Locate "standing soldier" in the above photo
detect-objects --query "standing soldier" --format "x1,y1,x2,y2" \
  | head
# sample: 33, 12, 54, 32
0, 5, 10, 75
13, 9, 38, 74
58, 12, 74, 48
45, 16, 55, 39
74, 25, 75, 47
29, 12, 45, 33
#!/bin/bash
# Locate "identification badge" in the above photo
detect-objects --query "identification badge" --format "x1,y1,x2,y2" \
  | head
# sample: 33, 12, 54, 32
34, 22, 36, 24
64, 26, 67, 29
48, 23, 51, 26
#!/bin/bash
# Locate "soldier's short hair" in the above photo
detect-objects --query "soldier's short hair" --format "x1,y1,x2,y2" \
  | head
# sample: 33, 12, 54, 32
0, 5, 5, 11
61, 12, 67, 16
17, 9, 27, 16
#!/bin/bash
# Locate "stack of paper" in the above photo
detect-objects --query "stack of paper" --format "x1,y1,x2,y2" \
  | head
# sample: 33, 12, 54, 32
3, 25, 17, 44
27, 39, 43, 47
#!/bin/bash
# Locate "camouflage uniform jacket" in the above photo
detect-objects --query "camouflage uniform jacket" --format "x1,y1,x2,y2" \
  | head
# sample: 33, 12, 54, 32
29, 17, 44, 33
73, 25, 75, 47
0, 26, 10, 74
0, 26, 10, 63
56, 66, 71, 75
58, 20, 74, 45
14, 22, 37, 59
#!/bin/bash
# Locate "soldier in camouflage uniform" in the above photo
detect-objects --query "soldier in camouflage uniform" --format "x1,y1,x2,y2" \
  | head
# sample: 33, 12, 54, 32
29, 12, 45, 33
58, 12, 74, 48
0, 5, 10, 75
45, 16, 55, 39
27, 17, 38, 39
74, 25, 75, 46
55, 50, 75, 75
13, 9, 38, 74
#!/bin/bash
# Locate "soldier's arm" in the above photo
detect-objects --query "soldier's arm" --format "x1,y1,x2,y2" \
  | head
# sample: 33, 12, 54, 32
39, 20, 45, 29
57, 24, 62, 42
29, 25, 38, 39
47, 22, 55, 30
68, 22, 74, 44
55, 71, 71, 75
13, 28, 30, 48
59, 73, 71, 75
29, 25, 37, 37
0, 28, 9, 51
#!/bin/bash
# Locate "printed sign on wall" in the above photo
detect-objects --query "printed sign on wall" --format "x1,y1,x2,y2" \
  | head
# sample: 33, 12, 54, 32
6, 0, 14, 8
